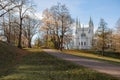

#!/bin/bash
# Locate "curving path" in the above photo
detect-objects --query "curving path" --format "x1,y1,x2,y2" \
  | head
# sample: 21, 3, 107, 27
43, 49, 120, 78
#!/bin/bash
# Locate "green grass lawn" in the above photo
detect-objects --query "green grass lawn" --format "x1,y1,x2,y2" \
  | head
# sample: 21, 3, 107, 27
63, 50, 120, 65
0, 48, 119, 80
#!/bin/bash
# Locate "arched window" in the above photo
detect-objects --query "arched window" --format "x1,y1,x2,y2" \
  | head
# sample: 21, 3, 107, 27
81, 33, 86, 37
84, 42, 86, 46
81, 42, 83, 46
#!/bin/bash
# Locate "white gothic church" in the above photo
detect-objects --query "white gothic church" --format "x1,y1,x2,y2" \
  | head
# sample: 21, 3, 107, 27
74, 18, 94, 49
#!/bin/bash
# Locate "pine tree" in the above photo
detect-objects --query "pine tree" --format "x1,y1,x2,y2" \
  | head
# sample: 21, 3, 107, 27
96, 18, 109, 55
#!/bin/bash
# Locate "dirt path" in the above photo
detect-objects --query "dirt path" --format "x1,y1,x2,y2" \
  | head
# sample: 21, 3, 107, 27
43, 49, 120, 78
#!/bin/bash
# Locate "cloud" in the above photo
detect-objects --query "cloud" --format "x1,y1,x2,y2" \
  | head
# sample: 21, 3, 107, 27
34, 12, 43, 20
32, 0, 120, 29
32, 0, 83, 20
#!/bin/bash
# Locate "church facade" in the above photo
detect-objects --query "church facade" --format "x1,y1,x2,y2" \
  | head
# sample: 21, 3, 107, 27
74, 18, 94, 49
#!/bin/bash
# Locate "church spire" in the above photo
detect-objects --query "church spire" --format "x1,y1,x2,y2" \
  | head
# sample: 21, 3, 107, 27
75, 17, 78, 34
82, 24, 84, 33
76, 17, 78, 28
78, 18, 81, 28
89, 17, 94, 27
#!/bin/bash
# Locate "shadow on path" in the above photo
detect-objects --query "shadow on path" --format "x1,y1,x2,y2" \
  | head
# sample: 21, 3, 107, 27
44, 49, 120, 78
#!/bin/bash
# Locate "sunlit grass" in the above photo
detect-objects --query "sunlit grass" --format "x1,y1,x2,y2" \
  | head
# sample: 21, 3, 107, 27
63, 50, 120, 64
0, 48, 118, 80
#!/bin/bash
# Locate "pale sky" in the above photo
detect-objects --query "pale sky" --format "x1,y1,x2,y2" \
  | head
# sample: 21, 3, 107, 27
32, 0, 120, 29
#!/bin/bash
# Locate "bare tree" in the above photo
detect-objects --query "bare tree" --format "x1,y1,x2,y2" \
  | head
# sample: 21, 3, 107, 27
41, 3, 73, 50
23, 15, 39, 48
52, 3, 73, 51
13, 0, 34, 48
0, 0, 20, 17
41, 8, 53, 47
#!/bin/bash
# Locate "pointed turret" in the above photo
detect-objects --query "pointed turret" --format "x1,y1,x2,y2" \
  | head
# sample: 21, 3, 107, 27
82, 24, 84, 33
75, 17, 79, 34
76, 17, 78, 28
78, 18, 81, 28
89, 17, 94, 27
88, 17, 94, 36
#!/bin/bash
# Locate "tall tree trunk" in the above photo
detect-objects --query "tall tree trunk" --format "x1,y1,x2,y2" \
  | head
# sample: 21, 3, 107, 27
56, 35, 60, 49
102, 27, 105, 55
28, 38, 31, 48
55, 22, 60, 49
8, 12, 11, 43
46, 30, 49, 47
28, 29, 32, 48
18, 18, 22, 48
60, 17, 64, 51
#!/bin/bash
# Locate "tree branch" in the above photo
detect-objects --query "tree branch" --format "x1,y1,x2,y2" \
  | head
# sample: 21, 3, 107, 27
0, 5, 20, 17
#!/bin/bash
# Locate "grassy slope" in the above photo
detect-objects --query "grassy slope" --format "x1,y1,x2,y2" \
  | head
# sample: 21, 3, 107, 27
63, 50, 120, 65
0, 41, 18, 76
0, 41, 27, 76
0, 48, 119, 80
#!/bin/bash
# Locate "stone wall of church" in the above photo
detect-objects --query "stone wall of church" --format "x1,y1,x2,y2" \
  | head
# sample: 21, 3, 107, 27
74, 18, 94, 50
